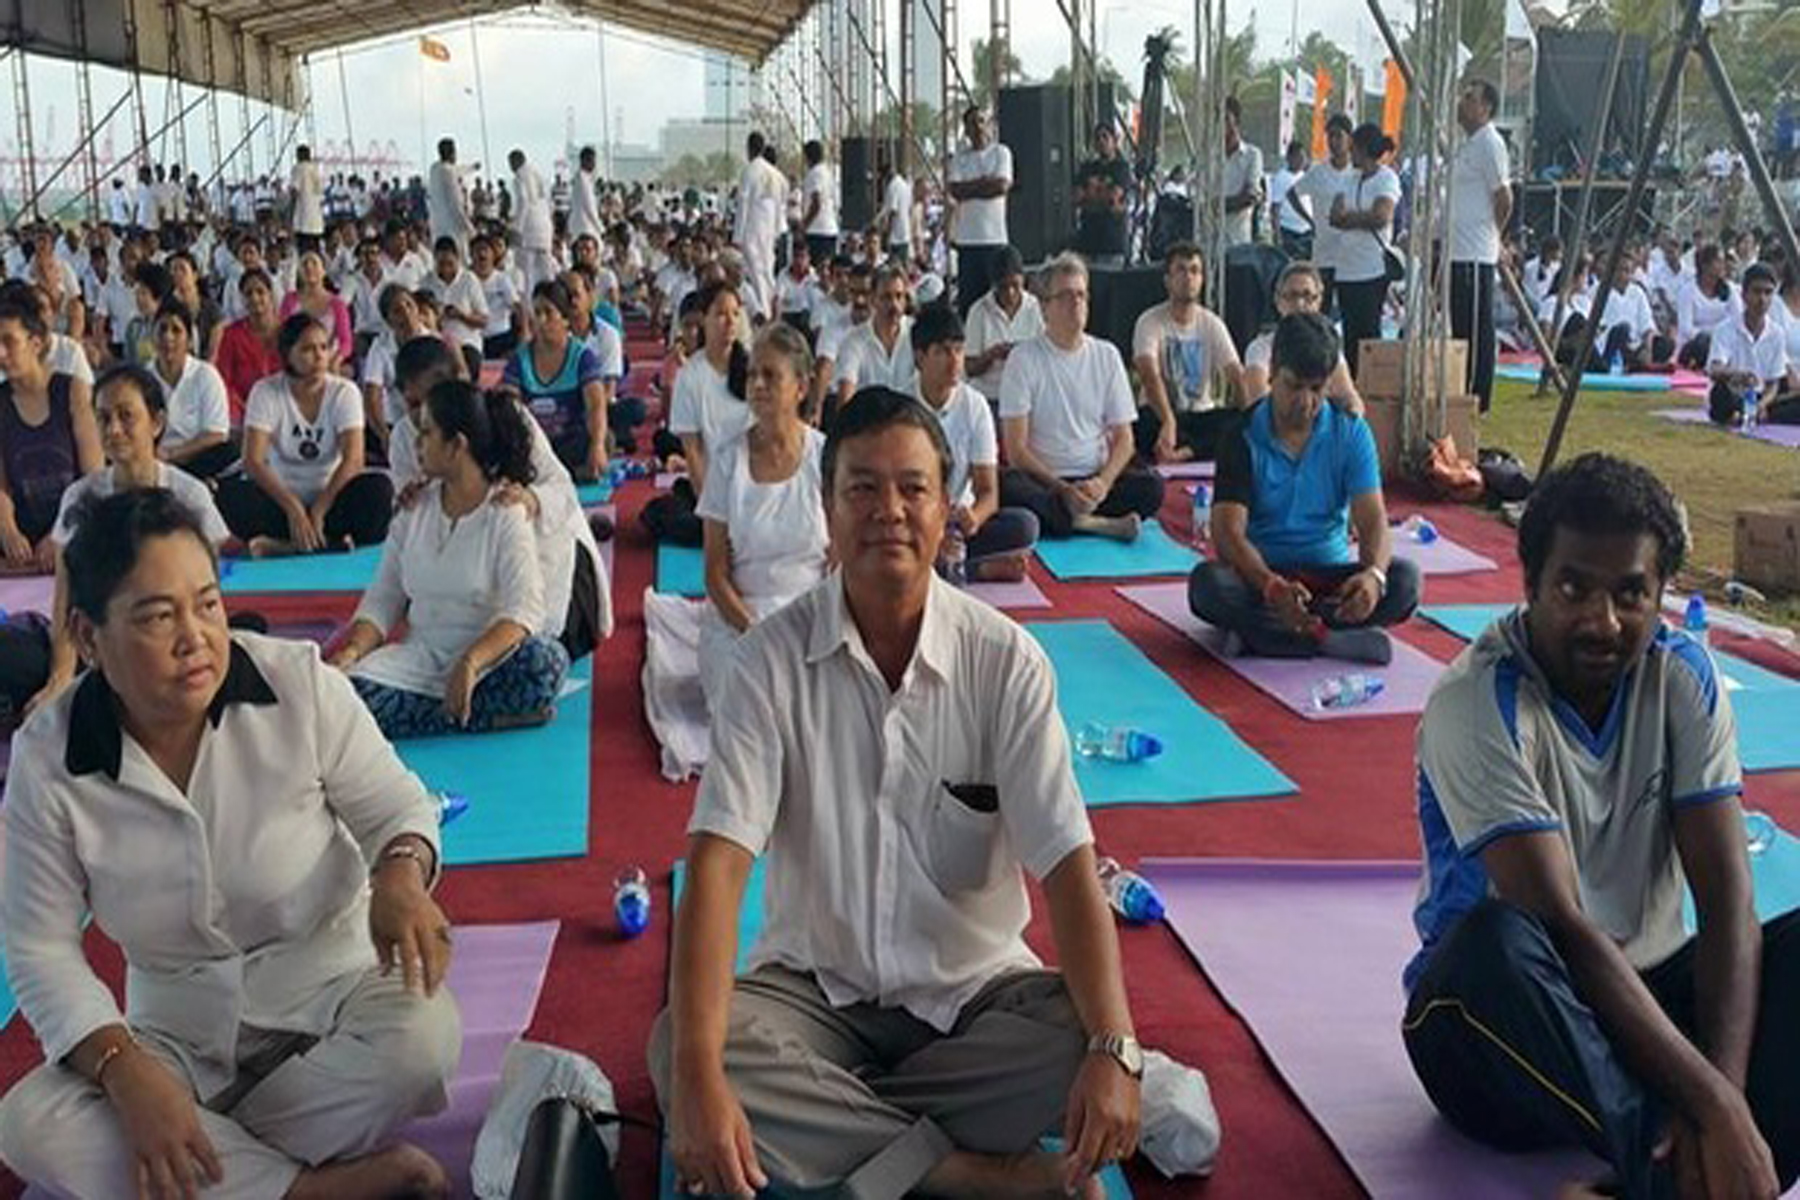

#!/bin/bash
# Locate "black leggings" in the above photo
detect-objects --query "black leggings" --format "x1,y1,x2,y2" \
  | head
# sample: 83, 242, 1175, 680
1336, 277, 1389, 379
215, 472, 395, 547
998, 466, 1165, 539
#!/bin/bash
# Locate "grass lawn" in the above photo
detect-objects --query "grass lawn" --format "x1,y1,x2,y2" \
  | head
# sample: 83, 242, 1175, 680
1475, 378, 1800, 632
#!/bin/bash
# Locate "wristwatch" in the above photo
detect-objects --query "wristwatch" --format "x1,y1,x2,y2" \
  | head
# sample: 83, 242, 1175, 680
1088, 1031, 1145, 1080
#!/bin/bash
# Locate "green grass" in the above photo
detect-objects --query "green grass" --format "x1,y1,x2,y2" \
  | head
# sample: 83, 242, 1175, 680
1476, 378, 1800, 632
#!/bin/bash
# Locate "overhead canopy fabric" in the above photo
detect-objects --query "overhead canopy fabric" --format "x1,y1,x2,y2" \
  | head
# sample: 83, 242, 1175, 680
2, 0, 806, 108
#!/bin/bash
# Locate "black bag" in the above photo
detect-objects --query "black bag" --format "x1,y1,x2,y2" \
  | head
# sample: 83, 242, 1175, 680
508, 1098, 635, 1200
1381, 242, 1406, 284
1478, 447, 1533, 504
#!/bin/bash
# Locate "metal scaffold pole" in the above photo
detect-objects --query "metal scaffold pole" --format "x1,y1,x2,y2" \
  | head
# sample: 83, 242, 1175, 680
234, 33, 255, 180
337, 48, 358, 178
8, 0, 37, 221
70, 0, 103, 222
202, 22, 225, 185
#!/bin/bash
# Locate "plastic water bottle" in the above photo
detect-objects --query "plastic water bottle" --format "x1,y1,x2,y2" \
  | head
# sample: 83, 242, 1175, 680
1608, 347, 1624, 375
1097, 856, 1168, 923
941, 523, 968, 587
435, 790, 470, 826
1744, 809, 1778, 855
1074, 721, 1165, 763
1742, 386, 1760, 432
1311, 673, 1386, 710
1191, 483, 1212, 546
1684, 593, 1709, 646
613, 866, 652, 938
1399, 514, 1440, 544
1724, 580, 1768, 606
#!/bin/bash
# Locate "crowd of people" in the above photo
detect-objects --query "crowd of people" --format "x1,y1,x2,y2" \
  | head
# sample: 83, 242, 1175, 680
0, 82, 1794, 1200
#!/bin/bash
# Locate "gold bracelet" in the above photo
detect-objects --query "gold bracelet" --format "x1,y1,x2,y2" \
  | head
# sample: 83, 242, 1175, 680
93, 1038, 134, 1090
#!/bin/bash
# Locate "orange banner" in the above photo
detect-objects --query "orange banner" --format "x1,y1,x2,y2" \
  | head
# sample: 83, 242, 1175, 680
1382, 60, 1406, 141
1310, 67, 1335, 160
419, 36, 451, 63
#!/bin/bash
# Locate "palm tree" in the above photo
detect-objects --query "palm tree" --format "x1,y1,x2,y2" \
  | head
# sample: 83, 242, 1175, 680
968, 38, 1028, 111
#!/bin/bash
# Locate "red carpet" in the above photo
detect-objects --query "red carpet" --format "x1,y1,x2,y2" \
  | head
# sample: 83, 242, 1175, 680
2, 478, 1795, 1199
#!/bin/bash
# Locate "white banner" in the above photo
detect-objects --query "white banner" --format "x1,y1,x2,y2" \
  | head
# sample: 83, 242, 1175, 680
1280, 71, 1298, 150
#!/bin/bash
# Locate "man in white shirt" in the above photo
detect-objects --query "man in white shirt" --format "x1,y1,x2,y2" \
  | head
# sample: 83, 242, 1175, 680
424, 237, 490, 380
775, 240, 821, 334
568, 146, 604, 247
509, 148, 557, 296
106, 179, 132, 231
879, 160, 914, 264
1563, 254, 1667, 375
290, 145, 326, 250
427, 139, 476, 261
800, 140, 841, 261
999, 253, 1166, 542
1447, 79, 1513, 412
963, 246, 1045, 402
653, 386, 1142, 1200
947, 106, 1014, 316
133, 166, 160, 235
1221, 97, 1265, 247
834, 263, 917, 411
1707, 262, 1798, 424
1132, 241, 1247, 463
1268, 140, 1311, 259
734, 132, 788, 323
1287, 114, 1356, 310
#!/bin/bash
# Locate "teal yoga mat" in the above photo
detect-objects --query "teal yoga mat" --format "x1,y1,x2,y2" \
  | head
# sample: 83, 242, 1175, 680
664, 859, 1132, 1199
402, 660, 592, 865
219, 545, 384, 595
1418, 602, 1513, 643
1495, 364, 1671, 392
1034, 520, 1201, 581
1683, 824, 1800, 930
656, 543, 707, 597
575, 481, 614, 507
1027, 619, 1295, 806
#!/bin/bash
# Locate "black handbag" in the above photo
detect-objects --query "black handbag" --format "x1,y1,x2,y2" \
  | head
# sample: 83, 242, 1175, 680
508, 1097, 657, 1200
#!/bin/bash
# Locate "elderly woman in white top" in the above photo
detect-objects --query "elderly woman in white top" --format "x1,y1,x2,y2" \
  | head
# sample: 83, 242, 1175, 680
698, 323, 830, 708
332, 379, 571, 739
0, 486, 461, 1200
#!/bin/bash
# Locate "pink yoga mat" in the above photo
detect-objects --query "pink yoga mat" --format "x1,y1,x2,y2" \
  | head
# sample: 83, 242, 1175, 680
1118, 581, 1446, 720
654, 471, 688, 491
964, 576, 1052, 609
1154, 460, 1216, 479
0, 573, 54, 616
1141, 859, 1599, 1199
1657, 407, 1800, 447
402, 920, 560, 1196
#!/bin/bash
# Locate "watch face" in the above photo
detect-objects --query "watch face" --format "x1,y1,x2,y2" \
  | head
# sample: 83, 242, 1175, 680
1119, 1037, 1145, 1077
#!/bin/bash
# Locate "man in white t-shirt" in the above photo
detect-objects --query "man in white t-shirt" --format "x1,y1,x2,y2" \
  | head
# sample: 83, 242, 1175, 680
509, 149, 556, 295
133, 166, 160, 235
106, 179, 132, 230
1447, 79, 1513, 412
1706, 262, 1798, 424
948, 107, 1014, 316
1286, 114, 1356, 309
735, 132, 788, 323
427, 139, 477, 260
999, 254, 1165, 542
1268, 141, 1312, 260
800, 140, 841, 261
568, 146, 605, 247
1132, 241, 1247, 464
1221, 97, 1265, 248
879, 160, 914, 264
290, 145, 326, 248
423, 237, 490, 380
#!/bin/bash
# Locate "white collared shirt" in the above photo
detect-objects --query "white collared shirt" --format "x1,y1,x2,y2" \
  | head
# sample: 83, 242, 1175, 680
837, 317, 918, 394
692, 573, 1092, 1031
964, 289, 1045, 400
2, 634, 440, 1098
1709, 312, 1790, 386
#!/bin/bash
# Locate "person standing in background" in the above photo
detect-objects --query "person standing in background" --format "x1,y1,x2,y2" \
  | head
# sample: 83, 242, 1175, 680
1447, 79, 1512, 412
1268, 141, 1312, 261
1221, 97, 1265, 248
801, 140, 841, 262
948, 107, 1014, 317
1073, 122, 1132, 267
291, 146, 326, 254
427, 139, 478, 261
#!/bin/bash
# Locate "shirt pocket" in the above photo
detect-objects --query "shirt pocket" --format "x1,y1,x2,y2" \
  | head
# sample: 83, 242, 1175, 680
919, 781, 1006, 895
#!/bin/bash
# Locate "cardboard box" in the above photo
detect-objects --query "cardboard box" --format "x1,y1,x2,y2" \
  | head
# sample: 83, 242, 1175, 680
1734, 502, 1800, 594
1356, 338, 1470, 401
1365, 395, 1480, 479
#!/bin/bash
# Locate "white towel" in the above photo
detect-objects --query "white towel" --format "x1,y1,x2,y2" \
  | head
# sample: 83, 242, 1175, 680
641, 589, 711, 782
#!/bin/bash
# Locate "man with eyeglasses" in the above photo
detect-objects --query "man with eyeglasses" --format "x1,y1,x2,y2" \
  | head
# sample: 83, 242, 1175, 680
1241, 262, 1364, 412
998, 254, 1165, 542
1131, 241, 1248, 464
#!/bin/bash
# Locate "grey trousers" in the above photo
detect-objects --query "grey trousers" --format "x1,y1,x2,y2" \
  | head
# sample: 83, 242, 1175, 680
650, 964, 1088, 1200
0, 966, 462, 1199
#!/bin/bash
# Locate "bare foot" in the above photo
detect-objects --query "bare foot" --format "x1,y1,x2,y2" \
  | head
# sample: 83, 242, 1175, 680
1071, 513, 1142, 542
248, 535, 295, 559
972, 553, 1029, 583
285, 1143, 448, 1200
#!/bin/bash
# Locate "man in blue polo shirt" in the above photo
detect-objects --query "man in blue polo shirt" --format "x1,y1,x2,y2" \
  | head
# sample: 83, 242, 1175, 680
1187, 311, 1420, 664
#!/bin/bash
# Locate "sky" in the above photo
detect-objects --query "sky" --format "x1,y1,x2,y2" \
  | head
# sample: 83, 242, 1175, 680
5, 0, 1416, 187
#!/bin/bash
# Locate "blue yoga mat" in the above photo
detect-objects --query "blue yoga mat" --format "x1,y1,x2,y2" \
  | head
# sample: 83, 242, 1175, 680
219, 544, 384, 596
663, 858, 1132, 1199
1495, 364, 1671, 392
656, 543, 707, 597
1027, 620, 1295, 806
575, 482, 614, 508
400, 659, 592, 865
1418, 602, 1514, 643
1034, 520, 1201, 581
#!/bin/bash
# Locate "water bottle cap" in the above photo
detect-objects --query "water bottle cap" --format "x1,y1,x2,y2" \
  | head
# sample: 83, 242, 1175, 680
1132, 732, 1165, 759
1139, 893, 1167, 922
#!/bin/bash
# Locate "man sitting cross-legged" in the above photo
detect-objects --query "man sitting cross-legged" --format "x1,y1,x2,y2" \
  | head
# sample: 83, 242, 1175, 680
1188, 311, 1420, 664
652, 387, 1143, 1200
999, 252, 1166, 542
1402, 452, 1800, 1200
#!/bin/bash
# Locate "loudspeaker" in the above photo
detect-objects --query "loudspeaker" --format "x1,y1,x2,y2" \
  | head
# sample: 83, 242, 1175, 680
1087, 262, 1165, 361
997, 84, 1073, 263
1532, 29, 1651, 174
839, 136, 899, 231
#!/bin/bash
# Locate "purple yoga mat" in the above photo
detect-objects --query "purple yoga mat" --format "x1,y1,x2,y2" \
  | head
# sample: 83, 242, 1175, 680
401, 920, 560, 1196
1656, 407, 1800, 447
1118, 582, 1445, 720
654, 471, 688, 490
0, 573, 54, 616
1142, 859, 1599, 1199
1386, 524, 1499, 576
965, 576, 1052, 609
1154, 460, 1216, 479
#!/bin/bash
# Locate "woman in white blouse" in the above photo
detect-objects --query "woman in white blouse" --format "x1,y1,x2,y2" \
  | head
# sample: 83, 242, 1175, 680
1676, 243, 1736, 368
643, 280, 751, 547
1327, 123, 1403, 378
216, 313, 395, 555
150, 303, 236, 480
0, 486, 460, 1200
332, 379, 571, 739
697, 323, 830, 708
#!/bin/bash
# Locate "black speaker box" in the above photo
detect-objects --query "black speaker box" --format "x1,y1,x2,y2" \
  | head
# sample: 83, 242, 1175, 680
1532, 29, 1651, 174
840, 136, 900, 231
997, 84, 1074, 263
